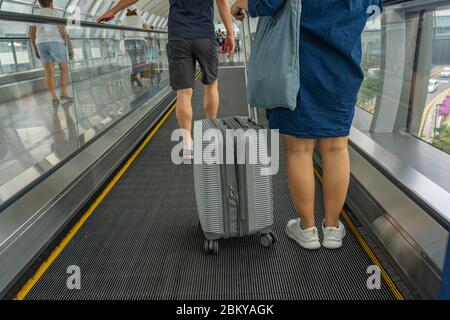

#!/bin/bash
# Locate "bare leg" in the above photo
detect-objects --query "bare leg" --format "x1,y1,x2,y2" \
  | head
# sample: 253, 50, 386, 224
318, 137, 350, 228
203, 80, 219, 119
176, 88, 194, 146
59, 62, 69, 97
43, 63, 57, 99
283, 135, 316, 229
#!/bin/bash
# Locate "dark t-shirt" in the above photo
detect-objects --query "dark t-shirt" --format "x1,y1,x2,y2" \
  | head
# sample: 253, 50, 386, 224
168, 0, 215, 40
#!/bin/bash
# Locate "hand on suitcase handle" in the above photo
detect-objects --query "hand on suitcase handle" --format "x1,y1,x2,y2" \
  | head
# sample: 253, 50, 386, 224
231, 5, 246, 21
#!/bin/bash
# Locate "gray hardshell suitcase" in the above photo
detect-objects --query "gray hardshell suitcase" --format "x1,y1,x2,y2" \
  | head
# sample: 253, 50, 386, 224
193, 115, 276, 254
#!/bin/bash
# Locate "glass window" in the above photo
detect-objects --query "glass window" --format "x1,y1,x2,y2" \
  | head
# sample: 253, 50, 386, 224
0, 2, 34, 37
153, 16, 161, 27
69, 24, 85, 38
14, 40, 34, 71
0, 16, 170, 207
116, 10, 126, 22
142, 12, 150, 21
88, 40, 102, 60
53, 0, 71, 10
407, 7, 450, 154
66, 0, 80, 17
71, 39, 85, 63
357, 15, 382, 114
0, 21, 29, 38
148, 14, 156, 26
1, 0, 34, 14
158, 18, 167, 28
434, 9, 450, 39
0, 41, 16, 73
93, 0, 112, 20
75, 0, 96, 20
88, 0, 104, 21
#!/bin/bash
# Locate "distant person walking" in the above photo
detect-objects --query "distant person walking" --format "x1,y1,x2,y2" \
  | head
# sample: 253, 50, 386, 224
98, 0, 236, 160
29, 0, 74, 104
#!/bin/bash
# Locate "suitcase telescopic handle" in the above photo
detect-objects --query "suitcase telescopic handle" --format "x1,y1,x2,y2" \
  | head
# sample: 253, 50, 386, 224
232, 115, 259, 128
240, 16, 260, 124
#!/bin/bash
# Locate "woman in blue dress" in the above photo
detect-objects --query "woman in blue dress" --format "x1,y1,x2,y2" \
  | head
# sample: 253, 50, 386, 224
231, 0, 382, 249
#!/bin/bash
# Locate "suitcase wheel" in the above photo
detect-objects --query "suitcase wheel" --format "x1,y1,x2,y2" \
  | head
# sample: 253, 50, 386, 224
204, 239, 219, 255
260, 232, 277, 248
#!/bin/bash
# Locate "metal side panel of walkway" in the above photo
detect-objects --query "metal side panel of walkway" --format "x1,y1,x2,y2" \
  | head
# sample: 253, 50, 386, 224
15, 67, 405, 300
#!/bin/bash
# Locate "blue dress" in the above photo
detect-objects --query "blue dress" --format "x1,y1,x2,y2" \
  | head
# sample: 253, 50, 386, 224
248, 0, 383, 138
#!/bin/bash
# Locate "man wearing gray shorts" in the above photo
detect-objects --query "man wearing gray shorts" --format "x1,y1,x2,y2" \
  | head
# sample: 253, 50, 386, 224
98, 0, 236, 160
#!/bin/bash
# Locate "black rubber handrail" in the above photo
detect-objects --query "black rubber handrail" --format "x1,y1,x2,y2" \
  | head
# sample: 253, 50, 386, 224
0, 36, 159, 41
0, 10, 168, 34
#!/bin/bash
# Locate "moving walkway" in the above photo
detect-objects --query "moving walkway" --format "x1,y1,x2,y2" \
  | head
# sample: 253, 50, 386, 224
10, 67, 407, 300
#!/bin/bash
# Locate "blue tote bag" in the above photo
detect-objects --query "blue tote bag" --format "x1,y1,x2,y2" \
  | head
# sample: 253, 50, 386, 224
247, 0, 302, 111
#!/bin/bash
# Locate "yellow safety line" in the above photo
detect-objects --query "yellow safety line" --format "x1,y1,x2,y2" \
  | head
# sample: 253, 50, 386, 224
313, 167, 405, 300
14, 72, 201, 300
14, 102, 177, 300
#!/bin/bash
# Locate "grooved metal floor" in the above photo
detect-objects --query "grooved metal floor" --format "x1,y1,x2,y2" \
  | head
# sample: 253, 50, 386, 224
25, 67, 399, 300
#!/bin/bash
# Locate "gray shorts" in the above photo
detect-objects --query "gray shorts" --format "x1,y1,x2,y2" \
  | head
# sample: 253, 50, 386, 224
166, 39, 218, 90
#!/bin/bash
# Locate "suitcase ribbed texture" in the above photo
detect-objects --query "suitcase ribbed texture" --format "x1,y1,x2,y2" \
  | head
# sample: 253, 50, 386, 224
194, 117, 274, 240
194, 119, 224, 235
245, 127, 273, 233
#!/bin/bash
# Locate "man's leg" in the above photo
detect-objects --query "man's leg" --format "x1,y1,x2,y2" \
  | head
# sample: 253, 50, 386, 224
167, 40, 196, 159
59, 62, 69, 97
176, 88, 194, 147
194, 39, 219, 118
203, 80, 219, 119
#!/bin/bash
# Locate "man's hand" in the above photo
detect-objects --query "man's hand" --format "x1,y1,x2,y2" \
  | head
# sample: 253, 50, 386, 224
97, 10, 116, 23
224, 33, 236, 57
231, 4, 245, 21
216, 0, 236, 57
97, 0, 138, 23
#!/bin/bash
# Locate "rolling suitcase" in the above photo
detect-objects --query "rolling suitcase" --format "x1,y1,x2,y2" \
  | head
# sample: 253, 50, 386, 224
193, 114, 276, 254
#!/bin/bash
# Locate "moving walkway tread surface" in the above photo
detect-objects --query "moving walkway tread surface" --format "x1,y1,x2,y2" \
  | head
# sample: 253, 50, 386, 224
13, 67, 411, 300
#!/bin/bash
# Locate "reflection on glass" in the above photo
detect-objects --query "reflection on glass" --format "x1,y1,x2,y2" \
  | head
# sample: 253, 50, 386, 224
72, 26, 170, 146
0, 16, 170, 207
0, 41, 19, 73
51, 102, 78, 158
74, 0, 96, 20
357, 16, 382, 113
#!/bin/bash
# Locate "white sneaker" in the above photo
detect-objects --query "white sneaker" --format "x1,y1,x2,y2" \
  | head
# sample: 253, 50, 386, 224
285, 219, 321, 250
322, 220, 346, 249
